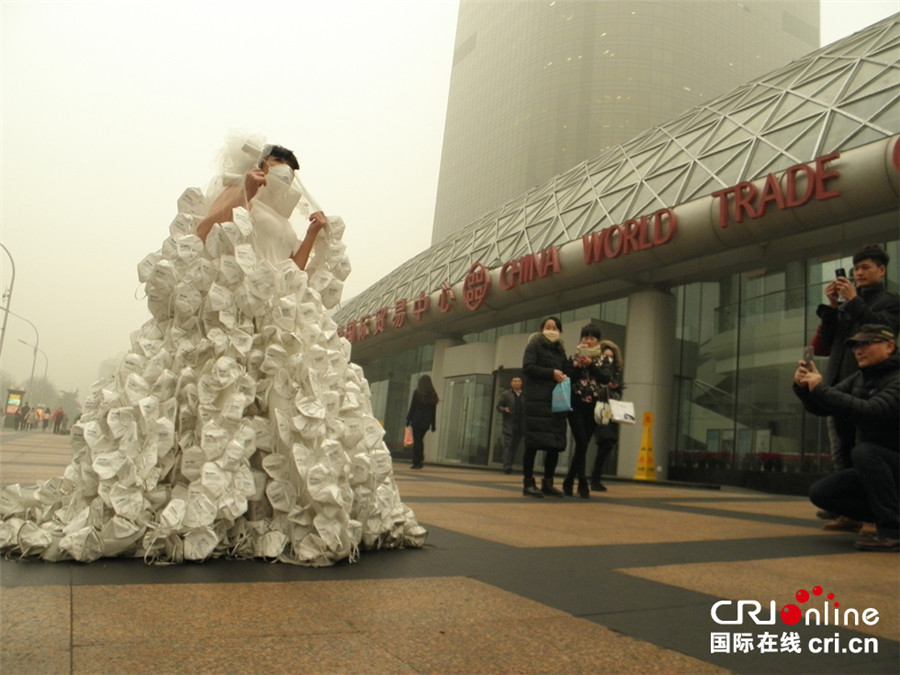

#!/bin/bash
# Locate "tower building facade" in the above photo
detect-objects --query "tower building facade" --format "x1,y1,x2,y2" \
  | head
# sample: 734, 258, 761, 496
432, 0, 820, 243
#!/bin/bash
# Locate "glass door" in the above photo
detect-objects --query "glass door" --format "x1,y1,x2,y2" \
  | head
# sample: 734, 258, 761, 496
438, 374, 493, 466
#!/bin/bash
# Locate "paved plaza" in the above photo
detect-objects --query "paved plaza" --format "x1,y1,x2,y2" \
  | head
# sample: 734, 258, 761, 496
1, 429, 897, 674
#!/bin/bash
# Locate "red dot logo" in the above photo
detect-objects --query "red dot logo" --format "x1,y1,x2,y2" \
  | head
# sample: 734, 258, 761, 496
796, 589, 809, 603
780, 604, 802, 625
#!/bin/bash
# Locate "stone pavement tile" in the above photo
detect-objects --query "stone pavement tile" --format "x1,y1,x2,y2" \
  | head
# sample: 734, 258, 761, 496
526, 616, 731, 674
74, 633, 415, 675
61, 577, 727, 675
586, 483, 731, 500
72, 583, 355, 644
0, 433, 71, 452
397, 466, 501, 482
0, 586, 71, 675
0, 432, 73, 485
410, 501, 813, 548
299, 577, 562, 629
393, 478, 513, 499
0, 448, 72, 461
310, 577, 730, 675
676, 499, 816, 520
364, 615, 731, 675
617, 553, 898, 640
395, 470, 737, 501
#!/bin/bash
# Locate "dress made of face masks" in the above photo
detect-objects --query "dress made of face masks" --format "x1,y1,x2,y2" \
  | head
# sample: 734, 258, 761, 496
0, 137, 426, 566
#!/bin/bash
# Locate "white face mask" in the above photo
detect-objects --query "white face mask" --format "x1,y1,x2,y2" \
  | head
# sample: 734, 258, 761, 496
543, 329, 560, 342
256, 164, 301, 217
267, 163, 295, 186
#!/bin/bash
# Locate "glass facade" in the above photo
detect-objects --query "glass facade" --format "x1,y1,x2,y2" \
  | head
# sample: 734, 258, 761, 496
363, 239, 897, 494
670, 239, 899, 493
338, 15, 897, 497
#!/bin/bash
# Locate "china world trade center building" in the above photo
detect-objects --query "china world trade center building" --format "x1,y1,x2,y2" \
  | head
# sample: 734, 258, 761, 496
335, 4, 899, 495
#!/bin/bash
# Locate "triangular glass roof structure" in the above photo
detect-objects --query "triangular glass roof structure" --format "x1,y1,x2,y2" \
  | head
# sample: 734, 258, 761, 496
339, 15, 900, 321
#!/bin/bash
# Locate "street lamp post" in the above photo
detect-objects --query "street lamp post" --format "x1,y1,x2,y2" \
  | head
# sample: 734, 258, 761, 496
4, 310, 40, 402
0, 243, 14, 365
19, 339, 48, 403
17, 338, 38, 403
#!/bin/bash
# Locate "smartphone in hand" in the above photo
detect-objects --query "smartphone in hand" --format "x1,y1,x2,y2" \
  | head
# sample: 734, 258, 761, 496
802, 345, 814, 369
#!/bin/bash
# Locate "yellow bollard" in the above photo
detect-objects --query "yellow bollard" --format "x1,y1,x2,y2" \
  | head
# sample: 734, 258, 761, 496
634, 411, 657, 481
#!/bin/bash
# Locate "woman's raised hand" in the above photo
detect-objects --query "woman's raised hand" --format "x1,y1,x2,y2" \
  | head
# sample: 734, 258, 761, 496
244, 168, 267, 201
308, 211, 327, 234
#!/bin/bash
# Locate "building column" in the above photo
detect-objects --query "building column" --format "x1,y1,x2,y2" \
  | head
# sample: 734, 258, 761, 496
616, 288, 676, 480
427, 337, 466, 464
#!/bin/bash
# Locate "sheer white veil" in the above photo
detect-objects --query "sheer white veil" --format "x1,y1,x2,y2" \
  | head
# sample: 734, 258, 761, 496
204, 131, 321, 222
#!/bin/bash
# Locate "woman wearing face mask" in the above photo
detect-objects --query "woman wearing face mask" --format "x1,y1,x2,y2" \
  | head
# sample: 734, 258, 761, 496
196, 143, 327, 270
0, 134, 426, 566
521, 316, 571, 497
562, 324, 606, 499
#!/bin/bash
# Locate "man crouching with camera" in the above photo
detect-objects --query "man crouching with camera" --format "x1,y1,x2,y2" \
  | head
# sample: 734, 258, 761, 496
794, 324, 899, 552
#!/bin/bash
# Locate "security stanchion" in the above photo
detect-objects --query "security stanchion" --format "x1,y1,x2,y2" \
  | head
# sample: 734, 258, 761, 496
634, 411, 657, 481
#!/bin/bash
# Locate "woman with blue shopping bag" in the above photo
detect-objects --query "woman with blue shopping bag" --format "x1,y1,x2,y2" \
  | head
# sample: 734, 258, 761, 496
521, 317, 571, 497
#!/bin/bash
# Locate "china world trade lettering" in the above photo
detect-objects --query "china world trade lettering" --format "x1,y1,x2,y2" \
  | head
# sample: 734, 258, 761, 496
338, 152, 842, 344
711, 151, 841, 227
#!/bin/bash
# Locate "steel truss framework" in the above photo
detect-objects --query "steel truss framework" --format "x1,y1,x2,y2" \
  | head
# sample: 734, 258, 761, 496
337, 16, 899, 322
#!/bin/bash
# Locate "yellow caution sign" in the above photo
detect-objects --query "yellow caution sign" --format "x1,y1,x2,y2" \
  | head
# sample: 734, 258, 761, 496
634, 411, 657, 481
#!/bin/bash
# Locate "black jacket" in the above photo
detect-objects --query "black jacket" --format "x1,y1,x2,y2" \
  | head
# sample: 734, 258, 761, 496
794, 352, 899, 451
406, 392, 437, 431
522, 333, 570, 452
568, 354, 619, 407
496, 388, 525, 434
817, 282, 900, 385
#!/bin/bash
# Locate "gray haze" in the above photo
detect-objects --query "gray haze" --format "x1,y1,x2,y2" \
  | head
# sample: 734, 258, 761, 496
0, 0, 896, 404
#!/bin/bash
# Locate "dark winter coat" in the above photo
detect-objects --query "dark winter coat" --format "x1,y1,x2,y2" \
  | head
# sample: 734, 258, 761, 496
592, 340, 625, 443
406, 392, 437, 431
568, 354, 619, 407
522, 333, 570, 452
496, 388, 525, 435
817, 282, 900, 385
793, 351, 899, 451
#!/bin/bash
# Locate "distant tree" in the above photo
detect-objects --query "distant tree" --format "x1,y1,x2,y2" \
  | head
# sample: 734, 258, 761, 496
0, 370, 17, 399
57, 389, 82, 422
27, 375, 60, 410
0, 370, 82, 425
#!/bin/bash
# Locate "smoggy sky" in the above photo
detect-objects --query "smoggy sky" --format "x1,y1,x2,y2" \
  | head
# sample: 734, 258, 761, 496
1, 0, 896, 403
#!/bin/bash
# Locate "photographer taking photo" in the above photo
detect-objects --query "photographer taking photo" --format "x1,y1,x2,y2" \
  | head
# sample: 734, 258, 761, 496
794, 325, 899, 552
816, 244, 899, 471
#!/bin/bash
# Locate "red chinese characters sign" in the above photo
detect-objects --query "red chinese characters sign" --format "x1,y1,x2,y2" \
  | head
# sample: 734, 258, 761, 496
464, 263, 491, 310
339, 151, 848, 344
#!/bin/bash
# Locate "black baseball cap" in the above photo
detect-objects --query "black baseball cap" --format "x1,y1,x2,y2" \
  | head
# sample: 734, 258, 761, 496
845, 324, 896, 346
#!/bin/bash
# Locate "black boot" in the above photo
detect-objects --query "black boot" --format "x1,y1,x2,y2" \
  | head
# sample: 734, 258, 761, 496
562, 477, 574, 497
578, 481, 590, 499
590, 476, 607, 492
541, 478, 565, 498
523, 477, 544, 498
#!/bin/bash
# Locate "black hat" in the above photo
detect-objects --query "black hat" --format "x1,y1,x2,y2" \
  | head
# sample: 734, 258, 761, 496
845, 324, 896, 346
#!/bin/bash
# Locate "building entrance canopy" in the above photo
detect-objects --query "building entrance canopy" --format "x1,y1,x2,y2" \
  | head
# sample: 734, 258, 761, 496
336, 17, 900, 363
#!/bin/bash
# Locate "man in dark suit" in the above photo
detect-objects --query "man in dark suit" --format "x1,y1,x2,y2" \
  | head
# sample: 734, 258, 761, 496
496, 376, 525, 474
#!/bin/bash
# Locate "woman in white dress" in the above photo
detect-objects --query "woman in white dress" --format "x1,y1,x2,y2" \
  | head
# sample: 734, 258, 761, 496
0, 135, 426, 566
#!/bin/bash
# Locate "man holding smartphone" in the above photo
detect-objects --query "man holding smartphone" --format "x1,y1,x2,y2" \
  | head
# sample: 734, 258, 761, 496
816, 244, 899, 473
794, 325, 899, 552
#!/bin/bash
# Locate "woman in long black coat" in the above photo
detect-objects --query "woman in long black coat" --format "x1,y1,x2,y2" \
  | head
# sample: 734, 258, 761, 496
522, 316, 570, 497
406, 375, 439, 469
591, 339, 624, 492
